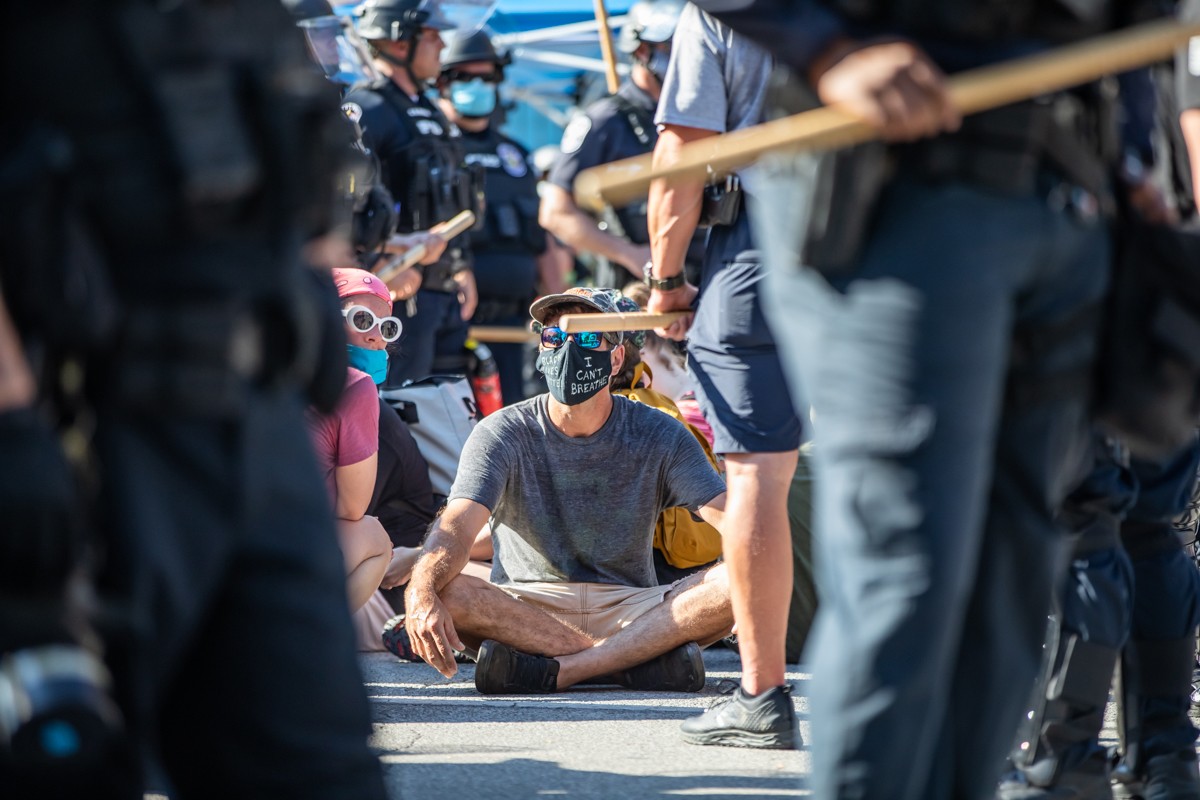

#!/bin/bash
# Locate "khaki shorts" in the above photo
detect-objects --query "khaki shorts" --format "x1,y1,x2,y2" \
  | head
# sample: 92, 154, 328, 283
498, 581, 674, 639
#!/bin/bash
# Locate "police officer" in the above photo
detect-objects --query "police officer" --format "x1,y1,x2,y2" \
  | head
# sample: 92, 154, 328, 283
344, 0, 479, 388
436, 30, 565, 404
539, 0, 703, 290
685, 0, 1173, 797
0, 1, 387, 798
997, 433, 1200, 800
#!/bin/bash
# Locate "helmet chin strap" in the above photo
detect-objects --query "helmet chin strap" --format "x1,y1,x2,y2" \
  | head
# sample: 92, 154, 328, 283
374, 39, 426, 92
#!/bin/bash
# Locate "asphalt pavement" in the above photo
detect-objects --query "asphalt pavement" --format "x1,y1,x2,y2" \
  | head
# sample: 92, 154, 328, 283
363, 647, 811, 799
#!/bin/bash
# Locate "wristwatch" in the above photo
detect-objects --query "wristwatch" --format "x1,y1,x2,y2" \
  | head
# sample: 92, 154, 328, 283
642, 261, 685, 291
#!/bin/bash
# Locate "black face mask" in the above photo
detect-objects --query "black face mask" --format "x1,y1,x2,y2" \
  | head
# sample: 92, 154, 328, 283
536, 339, 613, 405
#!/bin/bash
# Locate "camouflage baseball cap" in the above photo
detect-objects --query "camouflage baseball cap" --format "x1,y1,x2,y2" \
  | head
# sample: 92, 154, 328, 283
529, 287, 646, 348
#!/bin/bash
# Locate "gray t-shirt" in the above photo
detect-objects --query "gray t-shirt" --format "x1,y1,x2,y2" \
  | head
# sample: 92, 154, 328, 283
449, 394, 726, 588
655, 4, 773, 194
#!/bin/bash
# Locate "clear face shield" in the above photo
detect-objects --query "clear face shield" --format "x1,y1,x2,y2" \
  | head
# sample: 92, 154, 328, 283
435, 0, 499, 36
299, 15, 383, 86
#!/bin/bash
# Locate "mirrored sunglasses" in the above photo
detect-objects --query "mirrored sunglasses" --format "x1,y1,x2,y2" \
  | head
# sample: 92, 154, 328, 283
342, 305, 402, 342
539, 326, 605, 350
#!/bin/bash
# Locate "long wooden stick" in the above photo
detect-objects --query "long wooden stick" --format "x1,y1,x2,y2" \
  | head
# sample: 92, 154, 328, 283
374, 210, 477, 285
560, 310, 688, 333
574, 18, 1200, 211
593, 0, 621, 95
468, 326, 538, 344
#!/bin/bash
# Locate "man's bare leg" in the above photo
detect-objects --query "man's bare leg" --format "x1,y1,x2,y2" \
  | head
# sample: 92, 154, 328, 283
554, 564, 734, 688
438, 573, 595, 657
721, 451, 798, 694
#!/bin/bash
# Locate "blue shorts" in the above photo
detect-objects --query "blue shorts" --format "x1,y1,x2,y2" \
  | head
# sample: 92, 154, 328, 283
687, 213, 802, 455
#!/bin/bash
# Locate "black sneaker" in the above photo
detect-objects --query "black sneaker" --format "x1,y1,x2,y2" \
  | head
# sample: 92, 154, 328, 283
1113, 752, 1200, 800
474, 640, 559, 695
382, 615, 423, 662
680, 684, 800, 750
611, 642, 706, 692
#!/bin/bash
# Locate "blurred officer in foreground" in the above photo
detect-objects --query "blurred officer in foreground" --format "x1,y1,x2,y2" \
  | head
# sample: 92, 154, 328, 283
345, 0, 480, 387
436, 30, 568, 404
540, 0, 704, 289
688, 0, 1173, 797
0, 2, 387, 797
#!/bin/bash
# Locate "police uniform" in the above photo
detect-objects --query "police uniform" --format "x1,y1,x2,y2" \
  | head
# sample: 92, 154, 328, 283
459, 126, 547, 403
549, 81, 704, 288
342, 80, 475, 387
691, 0, 1169, 797
0, 2, 387, 798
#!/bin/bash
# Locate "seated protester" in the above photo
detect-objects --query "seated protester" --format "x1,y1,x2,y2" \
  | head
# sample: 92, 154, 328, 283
306, 267, 398, 612
401, 287, 743, 698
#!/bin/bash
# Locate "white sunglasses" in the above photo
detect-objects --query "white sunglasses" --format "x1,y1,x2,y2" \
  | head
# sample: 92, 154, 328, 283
342, 305, 402, 342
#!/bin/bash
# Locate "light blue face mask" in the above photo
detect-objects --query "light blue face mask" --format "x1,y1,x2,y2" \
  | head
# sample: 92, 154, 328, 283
449, 77, 497, 118
346, 344, 389, 385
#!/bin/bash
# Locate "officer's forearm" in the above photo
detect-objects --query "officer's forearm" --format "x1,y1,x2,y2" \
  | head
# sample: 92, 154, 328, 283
536, 234, 571, 295
538, 184, 645, 273
0, 292, 35, 412
1180, 108, 1200, 205
648, 126, 709, 280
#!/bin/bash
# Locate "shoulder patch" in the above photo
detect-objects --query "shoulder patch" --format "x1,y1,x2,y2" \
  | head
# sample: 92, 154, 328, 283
1190, 37, 1200, 75
341, 102, 364, 125
497, 142, 528, 177
559, 115, 592, 155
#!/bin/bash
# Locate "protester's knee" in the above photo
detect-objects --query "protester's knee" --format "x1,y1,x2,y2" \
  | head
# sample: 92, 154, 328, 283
438, 573, 494, 615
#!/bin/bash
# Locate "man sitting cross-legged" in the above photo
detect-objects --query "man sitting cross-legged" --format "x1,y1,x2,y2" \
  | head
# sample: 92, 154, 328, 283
402, 287, 739, 698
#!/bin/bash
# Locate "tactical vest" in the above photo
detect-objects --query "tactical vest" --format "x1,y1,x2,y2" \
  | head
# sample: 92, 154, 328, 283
460, 128, 544, 304
832, 0, 1114, 43
610, 93, 657, 245
376, 83, 477, 235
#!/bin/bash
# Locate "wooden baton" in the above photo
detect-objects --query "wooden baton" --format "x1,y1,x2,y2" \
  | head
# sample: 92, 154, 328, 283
374, 210, 478, 286
573, 18, 1200, 211
593, 0, 621, 96
468, 326, 539, 344
559, 310, 689, 333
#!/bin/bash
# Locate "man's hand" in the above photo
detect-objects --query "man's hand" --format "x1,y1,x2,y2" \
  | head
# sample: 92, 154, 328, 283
404, 588, 465, 678
811, 38, 961, 143
381, 546, 421, 590
455, 270, 478, 321
647, 282, 698, 341
413, 232, 448, 265
387, 268, 423, 302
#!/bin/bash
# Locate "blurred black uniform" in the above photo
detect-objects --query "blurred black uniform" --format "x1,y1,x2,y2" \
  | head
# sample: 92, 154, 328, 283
0, 2, 387, 798
342, 79, 476, 387
548, 80, 704, 288
460, 126, 546, 402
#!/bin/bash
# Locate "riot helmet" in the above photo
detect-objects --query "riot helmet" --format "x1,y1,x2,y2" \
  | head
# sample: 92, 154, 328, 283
440, 29, 509, 72
616, 0, 685, 53
355, 0, 455, 43
297, 14, 383, 86
616, 0, 683, 83
281, 0, 334, 21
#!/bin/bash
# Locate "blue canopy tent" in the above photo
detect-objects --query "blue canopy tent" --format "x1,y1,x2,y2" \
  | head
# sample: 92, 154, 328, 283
488, 0, 634, 150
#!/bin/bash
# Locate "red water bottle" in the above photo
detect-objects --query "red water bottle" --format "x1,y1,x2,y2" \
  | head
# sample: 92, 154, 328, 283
465, 339, 503, 416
